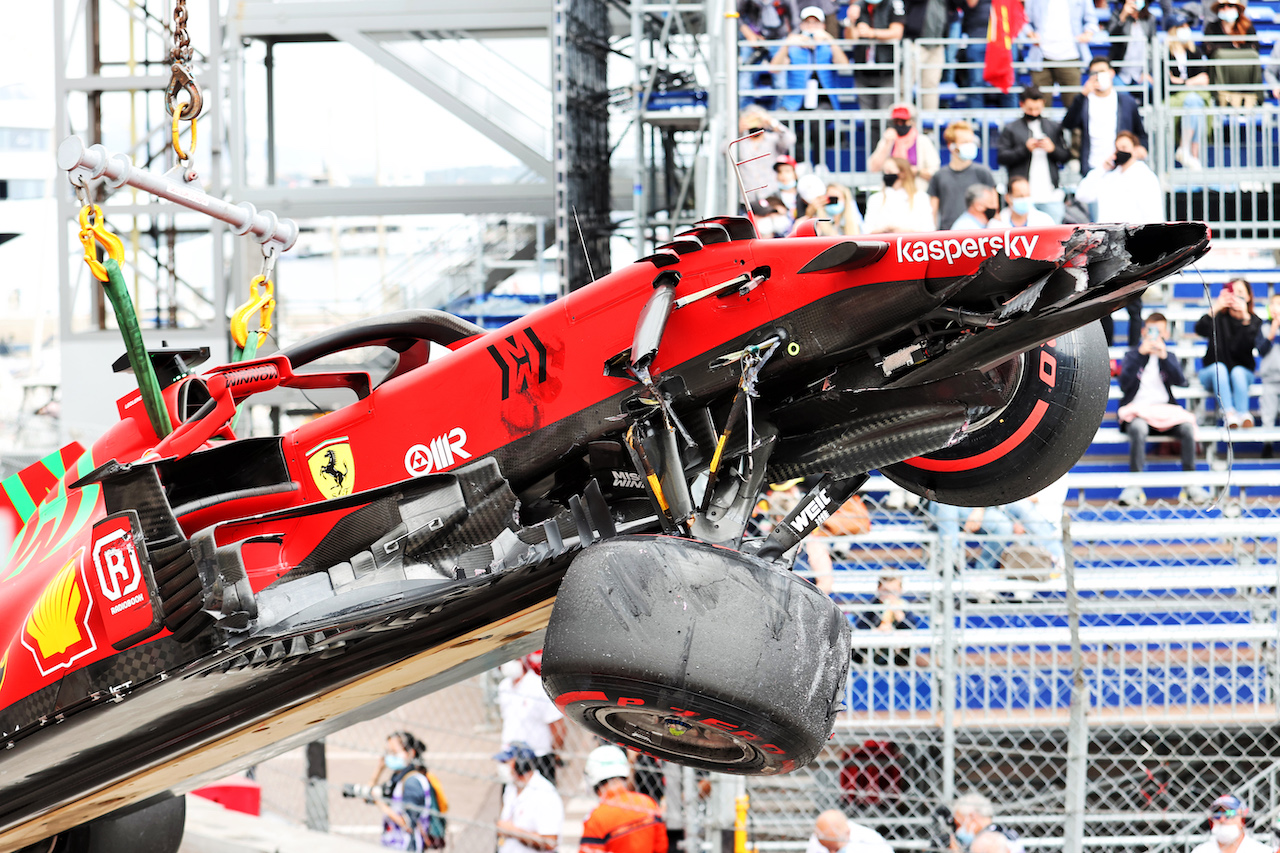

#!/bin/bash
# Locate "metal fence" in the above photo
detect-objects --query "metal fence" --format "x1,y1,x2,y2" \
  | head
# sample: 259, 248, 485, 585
243, 485, 1280, 853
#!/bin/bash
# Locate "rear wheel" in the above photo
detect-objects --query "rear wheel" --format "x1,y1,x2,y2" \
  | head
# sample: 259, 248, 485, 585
879, 322, 1109, 506
541, 535, 851, 775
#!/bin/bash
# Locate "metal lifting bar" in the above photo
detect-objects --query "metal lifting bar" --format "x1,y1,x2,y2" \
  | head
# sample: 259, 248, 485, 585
57, 136, 300, 252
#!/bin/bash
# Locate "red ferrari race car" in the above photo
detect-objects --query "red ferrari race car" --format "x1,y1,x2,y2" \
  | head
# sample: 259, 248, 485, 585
0, 216, 1208, 851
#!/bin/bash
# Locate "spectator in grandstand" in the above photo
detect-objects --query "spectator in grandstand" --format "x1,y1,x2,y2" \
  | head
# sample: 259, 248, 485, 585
496, 741, 564, 853
735, 107, 797, 213
497, 652, 566, 785
1164, 15, 1213, 171
771, 6, 850, 110
928, 120, 997, 229
1204, 0, 1262, 108
954, 0, 1016, 107
1256, 293, 1280, 453
868, 103, 941, 181
997, 86, 1071, 222
951, 184, 1000, 230
927, 501, 1015, 573
1062, 57, 1149, 174
1190, 795, 1270, 853
579, 746, 667, 853
807, 809, 894, 853
1116, 312, 1209, 506
906, 0, 950, 110
1195, 279, 1273, 428
737, 0, 799, 108
775, 156, 801, 216
1022, 0, 1099, 108
1073, 130, 1164, 224
864, 157, 936, 233
845, 0, 907, 113
800, 177, 864, 235
852, 572, 922, 665
1001, 473, 1070, 569
1108, 0, 1158, 90
994, 177, 1057, 228
950, 793, 1024, 853
759, 195, 797, 237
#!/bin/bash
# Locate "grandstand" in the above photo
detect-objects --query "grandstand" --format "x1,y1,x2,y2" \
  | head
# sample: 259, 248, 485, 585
725, 24, 1280, 844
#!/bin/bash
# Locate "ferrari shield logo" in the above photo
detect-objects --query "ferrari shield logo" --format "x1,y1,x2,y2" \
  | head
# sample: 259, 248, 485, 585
307, 438, 355, 499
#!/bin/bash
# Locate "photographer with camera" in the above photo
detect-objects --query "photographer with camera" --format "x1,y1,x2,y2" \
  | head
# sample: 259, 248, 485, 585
495, 741, 564, 853
345, 731, 448, 851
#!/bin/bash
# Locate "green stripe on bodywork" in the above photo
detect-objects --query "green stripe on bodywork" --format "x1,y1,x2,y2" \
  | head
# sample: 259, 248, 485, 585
1, 474, 37, 524
0, 447, 96, 582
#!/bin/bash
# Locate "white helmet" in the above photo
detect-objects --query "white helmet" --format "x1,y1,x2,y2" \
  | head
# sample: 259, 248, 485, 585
585, 746, 630, 790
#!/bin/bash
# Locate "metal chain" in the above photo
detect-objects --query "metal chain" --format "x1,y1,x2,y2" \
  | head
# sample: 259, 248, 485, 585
169, 0, 191, 65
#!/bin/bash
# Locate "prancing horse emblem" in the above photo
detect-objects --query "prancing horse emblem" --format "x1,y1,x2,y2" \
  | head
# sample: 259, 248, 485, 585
306, 439, 356, 499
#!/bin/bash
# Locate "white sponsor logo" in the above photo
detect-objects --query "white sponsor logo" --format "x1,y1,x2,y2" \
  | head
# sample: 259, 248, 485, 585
789, 486, 833, 534
405, 428, 472, 476
110, 592, 145, 615
92, 527, 142, 603
896, 231, 1040, 265
612, 470, 644, 490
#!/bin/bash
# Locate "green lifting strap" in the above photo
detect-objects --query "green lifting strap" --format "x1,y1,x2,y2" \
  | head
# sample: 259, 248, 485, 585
102, 257, 174, 440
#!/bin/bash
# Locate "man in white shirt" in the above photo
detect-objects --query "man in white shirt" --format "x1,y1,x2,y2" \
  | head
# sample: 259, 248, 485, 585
805, 809, 894, 853
1062, 58, 1148, 175
497, 652, 566, 784
495, 741, 564, 853
950, 184, 999, 230
1073, 131, 1164, 225
1189, 795, 1271, 853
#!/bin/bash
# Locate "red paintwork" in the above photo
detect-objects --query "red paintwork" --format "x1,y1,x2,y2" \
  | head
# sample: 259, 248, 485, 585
0, 225, 1091, 712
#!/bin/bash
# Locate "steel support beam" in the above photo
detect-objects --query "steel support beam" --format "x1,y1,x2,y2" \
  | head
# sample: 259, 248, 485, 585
231, 0, 552, 38
235, 184, 553, 217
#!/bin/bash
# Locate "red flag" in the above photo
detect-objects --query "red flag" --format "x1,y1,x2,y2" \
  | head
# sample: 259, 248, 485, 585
984, 0, 1026, 93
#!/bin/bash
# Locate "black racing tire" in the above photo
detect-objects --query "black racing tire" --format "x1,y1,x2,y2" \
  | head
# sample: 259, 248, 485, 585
541, 535, 851, 775
879, 321, 1109, 506
25, 796, 186, 853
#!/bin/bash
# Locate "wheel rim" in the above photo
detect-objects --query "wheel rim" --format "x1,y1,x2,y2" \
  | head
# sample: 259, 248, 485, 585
589, 707, 759, 767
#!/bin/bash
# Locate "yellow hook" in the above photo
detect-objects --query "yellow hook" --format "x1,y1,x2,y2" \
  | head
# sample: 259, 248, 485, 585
78, 204, 124, 283
230, 275, 275, 350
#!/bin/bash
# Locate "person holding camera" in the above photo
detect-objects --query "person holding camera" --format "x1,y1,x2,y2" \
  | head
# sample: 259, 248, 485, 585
1116, 312, 1208, 506
495, 741, 564, 853
363, 731, 448, 851
1196, 279, 1272, 429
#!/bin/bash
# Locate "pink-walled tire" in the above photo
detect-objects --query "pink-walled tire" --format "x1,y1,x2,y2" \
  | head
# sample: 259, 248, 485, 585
880, 322, 1109, 506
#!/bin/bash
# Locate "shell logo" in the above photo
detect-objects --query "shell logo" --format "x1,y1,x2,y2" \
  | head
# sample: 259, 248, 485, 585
21, 549, 97, 677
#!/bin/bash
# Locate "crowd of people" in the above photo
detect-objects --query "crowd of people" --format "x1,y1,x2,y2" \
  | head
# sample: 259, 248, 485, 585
735, 0, 1268, 119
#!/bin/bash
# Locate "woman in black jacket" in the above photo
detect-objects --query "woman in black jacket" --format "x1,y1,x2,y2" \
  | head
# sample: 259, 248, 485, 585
1195, 279, 1272, 427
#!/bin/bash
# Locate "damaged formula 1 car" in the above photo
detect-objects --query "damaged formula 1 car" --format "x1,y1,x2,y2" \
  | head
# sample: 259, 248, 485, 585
0, 215, 1208, 851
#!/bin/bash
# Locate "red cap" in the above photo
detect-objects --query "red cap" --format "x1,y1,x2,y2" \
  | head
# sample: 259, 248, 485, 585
523, 650, 543, 676
890, 105, 912, 120
774, 155, 797, 171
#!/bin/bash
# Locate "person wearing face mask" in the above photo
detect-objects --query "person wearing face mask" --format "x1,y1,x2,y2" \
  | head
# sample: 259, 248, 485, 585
864, 157, 935, 233
996, 87, 1070, 223
373, 731, 449, 850
1108, 0, 1157, 89
495, 741, 564, 853
868, 103, 940, 181
1204, 0, 1261, 108
950, 794, 1024, 853
774, 156, 801, 217
1189, 796, 1270, 853
1074, 130, 1163, 225
949, 183, 999, 230
927, 120, 996, 229
994, 177, 1056, 227
1022, 0, 1098, 108
496, 651, 566, 785
1163, 14, 1212, 170
1062, 57, 1148, 174
801, 180, 863, 235
771, 6, 850, 111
